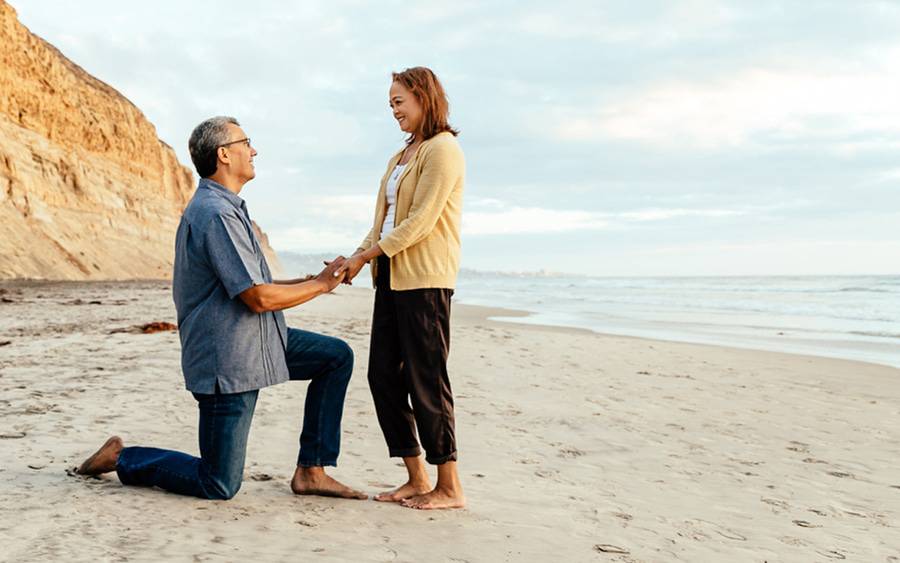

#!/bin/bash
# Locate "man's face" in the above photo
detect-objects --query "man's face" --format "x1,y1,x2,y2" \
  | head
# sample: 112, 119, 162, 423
219, 123, 257, 182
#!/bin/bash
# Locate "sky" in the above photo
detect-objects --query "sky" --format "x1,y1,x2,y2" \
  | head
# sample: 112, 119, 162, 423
12, 0, 900, 276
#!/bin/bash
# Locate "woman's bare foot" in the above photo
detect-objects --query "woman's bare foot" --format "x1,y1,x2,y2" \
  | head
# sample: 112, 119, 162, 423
375, 454, 431, 502
374, 479, 432, 502
290, 466, 367, 500
401, 486, 466, 510
75, 436, 123, 475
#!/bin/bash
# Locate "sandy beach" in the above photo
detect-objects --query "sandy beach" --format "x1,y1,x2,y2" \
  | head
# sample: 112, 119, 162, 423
1, 281, 898, 562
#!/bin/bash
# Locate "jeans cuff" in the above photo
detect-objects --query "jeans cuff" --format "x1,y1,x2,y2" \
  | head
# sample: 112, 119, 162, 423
388, 446, 422, 458
297, 458, 337, 468
114, 448, 130, 482
425, 451, 457, 465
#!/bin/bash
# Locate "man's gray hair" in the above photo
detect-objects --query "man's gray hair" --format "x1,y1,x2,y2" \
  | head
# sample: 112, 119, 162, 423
188, 116, 240, 178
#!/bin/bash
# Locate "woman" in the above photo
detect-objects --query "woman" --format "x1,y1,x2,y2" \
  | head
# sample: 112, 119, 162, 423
338, 66, 465, 510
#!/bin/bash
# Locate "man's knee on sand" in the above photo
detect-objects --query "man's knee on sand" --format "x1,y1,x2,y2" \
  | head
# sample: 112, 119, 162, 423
203, 473, 243, 500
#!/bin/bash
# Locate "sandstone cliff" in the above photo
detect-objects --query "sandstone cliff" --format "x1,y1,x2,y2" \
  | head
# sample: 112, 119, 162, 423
0, 1, 280, 279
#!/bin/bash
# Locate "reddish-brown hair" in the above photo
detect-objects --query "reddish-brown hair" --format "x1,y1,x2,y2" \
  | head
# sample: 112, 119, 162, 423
392, 66, 459, 144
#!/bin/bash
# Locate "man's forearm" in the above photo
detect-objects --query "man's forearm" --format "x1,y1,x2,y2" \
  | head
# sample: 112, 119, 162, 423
240, 279, 330, 313
273, 275, 314, 285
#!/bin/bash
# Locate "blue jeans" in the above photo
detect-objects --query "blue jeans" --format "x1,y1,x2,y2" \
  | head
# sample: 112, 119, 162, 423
116, 328, 353, 500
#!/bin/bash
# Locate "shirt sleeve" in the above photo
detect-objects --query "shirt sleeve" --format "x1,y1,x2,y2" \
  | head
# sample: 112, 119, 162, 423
203, 211, 266, 299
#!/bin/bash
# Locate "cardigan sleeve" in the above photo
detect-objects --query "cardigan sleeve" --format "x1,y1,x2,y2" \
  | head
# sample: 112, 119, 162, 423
377, 140, 463, 258
358, 227, 375, 253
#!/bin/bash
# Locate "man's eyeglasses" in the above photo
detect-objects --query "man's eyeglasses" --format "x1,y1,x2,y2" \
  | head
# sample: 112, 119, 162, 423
218, 138, 251, 149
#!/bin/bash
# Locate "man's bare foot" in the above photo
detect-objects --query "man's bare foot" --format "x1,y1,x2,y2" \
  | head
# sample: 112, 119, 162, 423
75, 436, 123, 476
374, 480, 432, 502
290, 466, 367, 500
401, 487, 466, 510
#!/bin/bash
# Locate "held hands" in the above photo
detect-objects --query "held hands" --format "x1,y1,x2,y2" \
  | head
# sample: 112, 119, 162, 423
335, 254, 367, 285
323, 254, 366, 286
316, 256, 347, 292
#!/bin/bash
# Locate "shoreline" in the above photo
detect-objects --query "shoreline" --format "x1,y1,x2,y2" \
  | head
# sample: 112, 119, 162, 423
480, 309, 900, 371
2, 278, 897, 371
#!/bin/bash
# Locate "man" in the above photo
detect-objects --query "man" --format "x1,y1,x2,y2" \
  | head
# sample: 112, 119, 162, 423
76, 116, 366, 501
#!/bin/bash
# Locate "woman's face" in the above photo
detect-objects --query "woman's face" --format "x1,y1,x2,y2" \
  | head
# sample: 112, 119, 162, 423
389, 81, 423, 137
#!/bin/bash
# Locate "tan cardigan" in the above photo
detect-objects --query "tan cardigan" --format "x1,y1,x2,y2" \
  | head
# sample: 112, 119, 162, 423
359, 132, 465, 290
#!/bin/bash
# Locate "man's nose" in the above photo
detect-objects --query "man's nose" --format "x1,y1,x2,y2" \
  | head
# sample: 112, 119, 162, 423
251, 147, 258, 157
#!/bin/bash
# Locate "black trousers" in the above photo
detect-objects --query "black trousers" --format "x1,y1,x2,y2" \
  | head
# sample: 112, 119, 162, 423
368, 256, 457, 465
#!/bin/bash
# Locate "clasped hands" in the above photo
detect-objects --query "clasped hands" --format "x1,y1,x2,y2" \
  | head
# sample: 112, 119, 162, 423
319, 254, 367, 289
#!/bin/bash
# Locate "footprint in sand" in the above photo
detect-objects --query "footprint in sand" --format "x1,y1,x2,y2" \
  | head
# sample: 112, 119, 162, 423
778, 536, 808, 547
534, 469, 559, 479
786, 441, 810, 454
683, 519, 747, 541
729, 458, 763, 467
815, 549, 847, 560
20, 403, 57, 415
594, 544, 629, 554
761, 497, 791, 512
558, 446, 585, 459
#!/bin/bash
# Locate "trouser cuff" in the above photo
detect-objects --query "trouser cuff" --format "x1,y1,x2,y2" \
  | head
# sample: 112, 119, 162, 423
425, 451, 458, 465
388, 446, 422, 458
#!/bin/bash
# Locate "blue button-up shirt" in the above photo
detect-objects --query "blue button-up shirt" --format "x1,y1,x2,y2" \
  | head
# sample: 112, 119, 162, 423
172, 178, 289, 394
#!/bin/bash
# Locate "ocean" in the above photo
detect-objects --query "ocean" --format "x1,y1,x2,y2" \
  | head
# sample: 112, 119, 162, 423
453, 273, 900, 369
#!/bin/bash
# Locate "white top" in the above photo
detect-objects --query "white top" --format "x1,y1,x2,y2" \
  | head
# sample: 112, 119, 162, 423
380, 163, 406, 239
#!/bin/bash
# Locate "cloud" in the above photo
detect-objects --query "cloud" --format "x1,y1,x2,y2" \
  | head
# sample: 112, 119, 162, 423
555, 61, 900, 149
267, 226, 363, 253
464, 207, 609, 235
302, 194, 376, 223
618, 208, 742, 221
463, 198, 749, 235
510, 1, 738, 44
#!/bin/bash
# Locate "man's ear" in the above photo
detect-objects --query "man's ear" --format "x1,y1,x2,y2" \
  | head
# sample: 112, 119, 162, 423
217, 147, 230, 167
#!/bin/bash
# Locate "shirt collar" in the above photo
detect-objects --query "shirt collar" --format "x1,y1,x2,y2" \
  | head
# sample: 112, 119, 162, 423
198, 178, 246, 211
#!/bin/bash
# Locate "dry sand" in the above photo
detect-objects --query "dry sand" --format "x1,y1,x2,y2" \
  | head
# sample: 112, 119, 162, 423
0, 281, 898, 562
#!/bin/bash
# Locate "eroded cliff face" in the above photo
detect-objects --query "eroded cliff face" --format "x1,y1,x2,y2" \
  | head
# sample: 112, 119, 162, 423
0, 1, 280, 279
